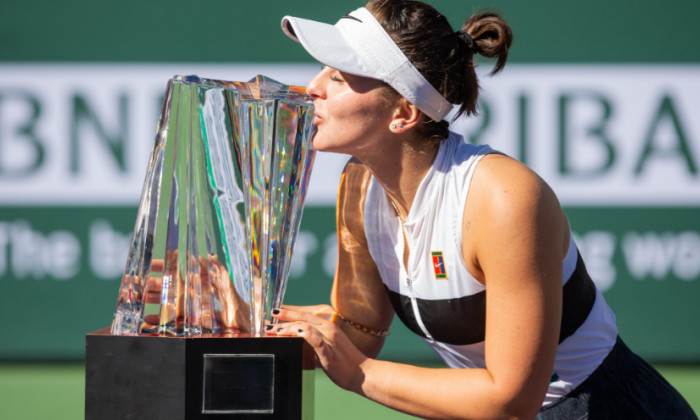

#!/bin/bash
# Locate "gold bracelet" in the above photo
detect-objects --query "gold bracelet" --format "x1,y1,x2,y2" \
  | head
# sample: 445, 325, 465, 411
333, 312, 390, 337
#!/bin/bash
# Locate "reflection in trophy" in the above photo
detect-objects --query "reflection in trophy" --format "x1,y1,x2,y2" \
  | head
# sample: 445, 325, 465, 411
111, 74, 316, 337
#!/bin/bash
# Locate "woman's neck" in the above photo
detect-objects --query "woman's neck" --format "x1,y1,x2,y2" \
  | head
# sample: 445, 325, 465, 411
360, 135, 440, 221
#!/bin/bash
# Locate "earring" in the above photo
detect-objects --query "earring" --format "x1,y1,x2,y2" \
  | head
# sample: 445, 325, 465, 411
391, 123, 404, 130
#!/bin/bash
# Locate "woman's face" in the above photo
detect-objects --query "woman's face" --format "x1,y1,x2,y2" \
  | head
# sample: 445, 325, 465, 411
305, 67, 397, 155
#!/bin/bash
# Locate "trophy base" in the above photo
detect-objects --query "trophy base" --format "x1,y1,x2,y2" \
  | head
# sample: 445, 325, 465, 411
85, 328, 315, 420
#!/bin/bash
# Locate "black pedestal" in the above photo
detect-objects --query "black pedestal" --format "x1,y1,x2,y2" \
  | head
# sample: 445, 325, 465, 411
85, 328, 315, 420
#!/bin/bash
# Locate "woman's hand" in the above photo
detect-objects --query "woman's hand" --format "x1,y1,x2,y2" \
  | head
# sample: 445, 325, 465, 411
269, 307, 370, 393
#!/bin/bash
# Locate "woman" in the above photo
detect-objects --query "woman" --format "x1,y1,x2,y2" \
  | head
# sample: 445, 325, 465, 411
269, 1, 697, 418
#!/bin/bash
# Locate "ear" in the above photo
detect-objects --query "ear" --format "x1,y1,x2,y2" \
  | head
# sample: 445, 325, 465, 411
389, 98, 421, 133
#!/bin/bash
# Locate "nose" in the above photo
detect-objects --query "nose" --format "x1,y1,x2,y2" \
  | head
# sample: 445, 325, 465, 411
305, 67, 327, 100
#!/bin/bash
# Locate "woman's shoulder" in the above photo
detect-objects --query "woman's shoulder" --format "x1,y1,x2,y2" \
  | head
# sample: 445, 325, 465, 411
339, 157, 374, 201
341, 156, 372, 179
464, 152, 571, 274
468, 152, 567, 235
444, 132, 498, 168
337, 157, 374, 243
475, 153, 547, 192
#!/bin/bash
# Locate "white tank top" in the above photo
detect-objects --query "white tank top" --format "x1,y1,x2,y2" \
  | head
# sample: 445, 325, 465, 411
363, 132, 618, 405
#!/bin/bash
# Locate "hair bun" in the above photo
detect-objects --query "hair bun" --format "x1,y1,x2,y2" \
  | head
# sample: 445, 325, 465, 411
463, 12, 513, 75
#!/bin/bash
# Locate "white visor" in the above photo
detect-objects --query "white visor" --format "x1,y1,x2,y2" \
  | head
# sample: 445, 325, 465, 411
281, 7, 452, 122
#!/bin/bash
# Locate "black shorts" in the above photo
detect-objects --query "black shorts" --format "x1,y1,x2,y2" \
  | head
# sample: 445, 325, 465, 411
537, 336, 697, 420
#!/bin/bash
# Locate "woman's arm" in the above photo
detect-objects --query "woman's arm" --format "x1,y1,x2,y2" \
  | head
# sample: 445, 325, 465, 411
321, 157, 395, 357
277, 158, 392, 368
276, 155, 569, 419
363, 155, 568, 419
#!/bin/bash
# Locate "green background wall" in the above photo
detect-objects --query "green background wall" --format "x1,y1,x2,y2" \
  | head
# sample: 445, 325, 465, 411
3, 0, 699, 63
0, 0, 698, 363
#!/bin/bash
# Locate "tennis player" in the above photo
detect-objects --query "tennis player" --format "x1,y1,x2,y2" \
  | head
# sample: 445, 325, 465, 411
270, 1, 698, 418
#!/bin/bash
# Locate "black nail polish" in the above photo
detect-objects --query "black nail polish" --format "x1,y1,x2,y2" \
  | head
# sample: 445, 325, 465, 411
265, 325, 274, 331
272, 308, 280, 315
277, 327, 283, 333
297, 328, 304, 333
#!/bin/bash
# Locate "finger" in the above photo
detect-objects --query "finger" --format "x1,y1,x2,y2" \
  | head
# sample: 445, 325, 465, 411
271, 323, 327, 355
268, 323, 343, 374
272, 308, 327, 325
266, 321, 305, 337
295, 324, 327, 350
263, 321, 285, 335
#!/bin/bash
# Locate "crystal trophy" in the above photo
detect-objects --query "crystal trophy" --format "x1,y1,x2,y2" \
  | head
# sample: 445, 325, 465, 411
111, 74, 315, 337
86, 75, 317, 420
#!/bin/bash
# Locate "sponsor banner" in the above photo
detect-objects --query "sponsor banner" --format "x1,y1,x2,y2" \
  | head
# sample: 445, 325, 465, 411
0, 206, 697, 360
452, 65, 700, 205
0, 64, 698, 361
0, 63, 347, 206
0, 64, 698, 206
2, 208, 695, 293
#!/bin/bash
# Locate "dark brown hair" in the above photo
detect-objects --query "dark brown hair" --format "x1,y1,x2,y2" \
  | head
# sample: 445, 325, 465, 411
366, 0, 512, 140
